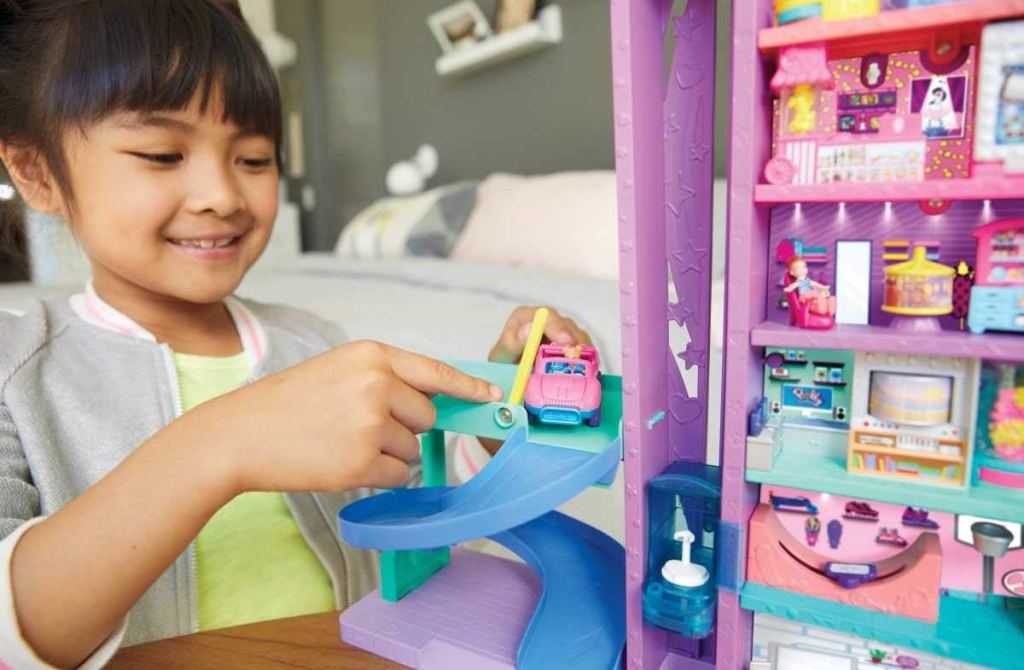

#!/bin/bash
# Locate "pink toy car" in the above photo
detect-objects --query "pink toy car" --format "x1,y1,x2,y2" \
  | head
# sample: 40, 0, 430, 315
524, 344, 602, 427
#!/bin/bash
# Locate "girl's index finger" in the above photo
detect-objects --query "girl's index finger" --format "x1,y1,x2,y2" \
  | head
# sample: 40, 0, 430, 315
386, 348, 503, 403
543, 313, 576, 345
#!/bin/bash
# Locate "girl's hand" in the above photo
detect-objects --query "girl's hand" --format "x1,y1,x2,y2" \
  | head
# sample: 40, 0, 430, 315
181, 341, 503, 495
488, 306, 593, 364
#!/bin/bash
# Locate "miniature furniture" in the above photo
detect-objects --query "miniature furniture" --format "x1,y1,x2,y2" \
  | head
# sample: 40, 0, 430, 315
969, 219, 1024, 334
784, 272, 836, 329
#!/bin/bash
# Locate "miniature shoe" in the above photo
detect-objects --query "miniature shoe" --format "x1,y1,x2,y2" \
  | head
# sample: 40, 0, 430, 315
771, 492, 819, 514
876, 527, 908, 547
901, 506, 939, 529
843, 501, 879, 521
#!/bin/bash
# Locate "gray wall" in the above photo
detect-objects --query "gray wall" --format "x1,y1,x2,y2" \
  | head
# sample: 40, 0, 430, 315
276, 0, 731, 252
376, 0, 614, 187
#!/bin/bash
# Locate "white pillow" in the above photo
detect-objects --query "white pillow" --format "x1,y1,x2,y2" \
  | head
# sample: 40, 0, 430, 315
449, 171, 619, 280
334, 192, 441, 259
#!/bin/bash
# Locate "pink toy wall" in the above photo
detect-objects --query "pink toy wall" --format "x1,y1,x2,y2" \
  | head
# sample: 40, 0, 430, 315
761, 486, 1024, 597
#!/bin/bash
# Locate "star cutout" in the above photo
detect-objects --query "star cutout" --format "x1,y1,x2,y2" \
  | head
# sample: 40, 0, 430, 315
670, 249, 704, 276
672, 9, 701, 41
685, 238, 710, 264
666, 185, 698, 218
689, 142, 710, 162
668, 301, 696, 326
681, 345, 708, 369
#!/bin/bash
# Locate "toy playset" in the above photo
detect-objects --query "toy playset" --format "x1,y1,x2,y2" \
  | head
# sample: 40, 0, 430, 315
329, 2, 1024, 669
732, 1, 1024, 668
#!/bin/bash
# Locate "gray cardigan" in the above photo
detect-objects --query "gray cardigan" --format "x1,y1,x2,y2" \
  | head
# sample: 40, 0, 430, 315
0, 293, 382, 657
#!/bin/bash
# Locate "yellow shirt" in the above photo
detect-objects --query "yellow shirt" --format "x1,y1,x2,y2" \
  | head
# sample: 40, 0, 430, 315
173, 351, 335, 631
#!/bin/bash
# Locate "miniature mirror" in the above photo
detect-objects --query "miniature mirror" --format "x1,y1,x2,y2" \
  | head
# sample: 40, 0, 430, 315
835, 240, 872, 325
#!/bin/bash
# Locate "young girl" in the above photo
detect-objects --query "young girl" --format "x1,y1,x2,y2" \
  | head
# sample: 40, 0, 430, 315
0, 2, 592, 667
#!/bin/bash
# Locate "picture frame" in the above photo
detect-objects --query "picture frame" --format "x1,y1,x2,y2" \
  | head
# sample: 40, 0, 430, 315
975, 20, 1024, 166
427, 1, 492, 54
496, 0, 537, 33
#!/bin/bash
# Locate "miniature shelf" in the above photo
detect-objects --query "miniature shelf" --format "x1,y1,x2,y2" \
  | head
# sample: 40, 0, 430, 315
850, 444, 963, 465
746, 449, 1024, 522
740, 584, 1024, 670
757, 0, 1024, 57
754, 176, 1024, 205
751, 321, 1024, 363
435, 5, 562, 77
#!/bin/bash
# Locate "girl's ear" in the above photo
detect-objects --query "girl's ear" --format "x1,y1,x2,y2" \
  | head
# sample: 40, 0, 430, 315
0, 142, 65, 214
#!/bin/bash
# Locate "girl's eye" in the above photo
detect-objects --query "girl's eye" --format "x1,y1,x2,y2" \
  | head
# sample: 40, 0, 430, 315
130, 152, 182, 165
239, 157, 275, 169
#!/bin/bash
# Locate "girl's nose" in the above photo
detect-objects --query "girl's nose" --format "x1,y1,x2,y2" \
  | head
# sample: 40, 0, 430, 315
185, 162, 246, 218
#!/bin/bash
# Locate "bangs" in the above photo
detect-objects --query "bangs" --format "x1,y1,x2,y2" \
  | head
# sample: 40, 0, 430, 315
45, 0, 281, 146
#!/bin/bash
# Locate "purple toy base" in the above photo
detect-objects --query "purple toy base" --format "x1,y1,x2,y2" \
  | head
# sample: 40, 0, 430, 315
887, 316, 945, 333
340, 548, 540, 669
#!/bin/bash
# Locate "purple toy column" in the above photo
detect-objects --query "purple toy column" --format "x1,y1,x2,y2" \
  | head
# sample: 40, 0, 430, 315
718, 0, 774, 668
667, 1, 716, 471
666, 0, 718, 664
611, 0, 670, 668
612, 0, 718, 668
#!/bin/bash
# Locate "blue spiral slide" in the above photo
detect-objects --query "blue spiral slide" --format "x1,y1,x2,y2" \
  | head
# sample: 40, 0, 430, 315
339, 361, 625, 670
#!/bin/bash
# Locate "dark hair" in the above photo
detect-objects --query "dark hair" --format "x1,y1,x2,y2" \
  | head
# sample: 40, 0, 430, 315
0, 0, 282, 203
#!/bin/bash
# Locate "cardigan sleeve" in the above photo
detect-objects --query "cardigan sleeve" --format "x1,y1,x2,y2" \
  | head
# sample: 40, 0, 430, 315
0, 404, 127, 669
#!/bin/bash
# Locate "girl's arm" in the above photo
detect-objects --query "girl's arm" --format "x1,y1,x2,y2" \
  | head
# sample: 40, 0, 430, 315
9, 421, 235, 668
7, 341, 500, 668
783, 280, 800, 293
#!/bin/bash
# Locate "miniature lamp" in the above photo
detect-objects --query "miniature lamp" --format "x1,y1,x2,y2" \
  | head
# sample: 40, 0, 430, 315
661, 530, 709, 588
970, 521, 1014, 604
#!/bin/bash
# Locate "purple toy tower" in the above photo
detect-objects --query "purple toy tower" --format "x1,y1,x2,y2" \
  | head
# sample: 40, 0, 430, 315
614, 1, 1024, 669
611, 0, 719, 668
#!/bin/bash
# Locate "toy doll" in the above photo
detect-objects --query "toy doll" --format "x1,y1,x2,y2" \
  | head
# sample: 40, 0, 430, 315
784, 256, 837, 316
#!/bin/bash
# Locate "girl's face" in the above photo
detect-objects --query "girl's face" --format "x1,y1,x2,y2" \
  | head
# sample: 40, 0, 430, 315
790, 260, 808, 279
60, 94, 278, 305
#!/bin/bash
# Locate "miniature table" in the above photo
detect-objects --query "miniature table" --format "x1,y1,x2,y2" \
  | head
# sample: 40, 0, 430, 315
107, 611, 402, 670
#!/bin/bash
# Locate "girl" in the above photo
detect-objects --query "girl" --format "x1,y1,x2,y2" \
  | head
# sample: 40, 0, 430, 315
0, 1, 592, 668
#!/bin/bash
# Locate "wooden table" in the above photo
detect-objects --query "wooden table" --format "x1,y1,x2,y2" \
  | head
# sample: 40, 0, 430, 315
107, 611, 404, 669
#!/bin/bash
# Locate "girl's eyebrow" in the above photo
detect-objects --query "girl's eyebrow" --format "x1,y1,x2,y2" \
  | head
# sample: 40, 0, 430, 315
113, 115, 270, 141
114, 115, 194, 133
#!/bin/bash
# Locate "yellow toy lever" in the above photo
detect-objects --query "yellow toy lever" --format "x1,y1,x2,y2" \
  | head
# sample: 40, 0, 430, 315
508, 307, 549, 406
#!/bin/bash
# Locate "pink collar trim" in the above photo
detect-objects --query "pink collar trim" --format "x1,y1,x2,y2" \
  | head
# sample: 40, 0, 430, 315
69, 281, 268, 368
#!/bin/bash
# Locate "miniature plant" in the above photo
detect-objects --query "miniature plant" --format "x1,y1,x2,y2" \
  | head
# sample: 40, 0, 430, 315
990, 388, 1024, 462
869, 648, 887, 664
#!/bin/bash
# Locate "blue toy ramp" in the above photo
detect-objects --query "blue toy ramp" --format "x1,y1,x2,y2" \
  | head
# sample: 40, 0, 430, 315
340, 427, 621, 550
491, 511, 625, 670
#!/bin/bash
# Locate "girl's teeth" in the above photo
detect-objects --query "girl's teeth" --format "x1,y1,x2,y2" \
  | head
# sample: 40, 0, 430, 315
173, 238, 235, 249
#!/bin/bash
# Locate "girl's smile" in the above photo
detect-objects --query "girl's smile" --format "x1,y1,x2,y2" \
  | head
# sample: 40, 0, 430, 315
167, 234, 245, 261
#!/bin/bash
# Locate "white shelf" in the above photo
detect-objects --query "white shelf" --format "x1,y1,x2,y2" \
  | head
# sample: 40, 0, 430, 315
436, 5, 562, 77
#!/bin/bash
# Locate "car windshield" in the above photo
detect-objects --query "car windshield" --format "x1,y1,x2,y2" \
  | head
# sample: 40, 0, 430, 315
545, 361, 586, 375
